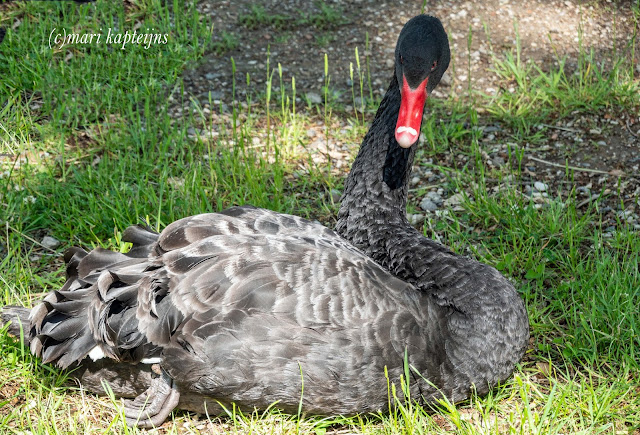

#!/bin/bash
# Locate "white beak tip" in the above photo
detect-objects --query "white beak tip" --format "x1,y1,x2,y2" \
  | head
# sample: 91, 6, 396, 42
395, 126, 418, 148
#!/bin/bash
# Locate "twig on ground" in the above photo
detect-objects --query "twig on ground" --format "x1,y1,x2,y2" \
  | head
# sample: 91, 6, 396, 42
576, 197, 594, 208
5, 222, 61, 255
539, 123, 582, 133
527, 156, 621, 176
626, 120, 638, 138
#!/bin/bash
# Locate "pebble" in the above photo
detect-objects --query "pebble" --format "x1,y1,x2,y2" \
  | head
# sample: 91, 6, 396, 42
408, 213, 425, 226
420, 198, 439, 212
41, 236, 60, 250
617, 210, 633, 219
534, 181, 548, 192
483, 126, 501, 133
425, 191, 443, 206
306, 92, 322, 104
444, 193, 466, 207
199, 90, 223, 100
492, 156, 505, 167
330, 189, 342, 203
577, 186, 590, 195
440, 72, 452, 87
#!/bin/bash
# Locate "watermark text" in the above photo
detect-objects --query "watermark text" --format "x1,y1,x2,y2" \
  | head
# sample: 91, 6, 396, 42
49, 28, 168, 50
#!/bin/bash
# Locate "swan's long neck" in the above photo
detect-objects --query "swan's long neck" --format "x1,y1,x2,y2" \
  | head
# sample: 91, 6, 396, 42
336, 76, 416, 251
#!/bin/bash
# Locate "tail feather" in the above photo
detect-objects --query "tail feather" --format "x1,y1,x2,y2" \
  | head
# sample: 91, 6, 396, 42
123, 224, 159, 258
28, 225, 161, 369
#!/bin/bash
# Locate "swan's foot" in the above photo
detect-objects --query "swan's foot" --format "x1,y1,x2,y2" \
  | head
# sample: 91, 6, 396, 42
122, 370, 180, 428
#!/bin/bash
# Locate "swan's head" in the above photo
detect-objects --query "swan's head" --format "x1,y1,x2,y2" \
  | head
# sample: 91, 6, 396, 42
394, 15, 450, 148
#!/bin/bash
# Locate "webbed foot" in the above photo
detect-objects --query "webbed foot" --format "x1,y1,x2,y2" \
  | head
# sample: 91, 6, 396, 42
122, 370, 180, 428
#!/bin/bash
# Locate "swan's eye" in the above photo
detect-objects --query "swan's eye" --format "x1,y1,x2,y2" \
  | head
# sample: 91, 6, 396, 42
399, 55, 404, 65
431, 61, 438, 71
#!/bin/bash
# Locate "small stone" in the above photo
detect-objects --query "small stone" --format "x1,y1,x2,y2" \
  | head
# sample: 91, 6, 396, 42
492, 156, 505, 167
200, 90, 224, 100
440, 72, 452, 87
408, 213, 425, 226
609, 169, 625, 177
532, 191, 543, 198
420, 198, 439, 212
410, 176, 420, 186
536, 361, 551, 376
483, 126, 501, 133
306, 92, 322, 104
306, 128, 317, 138
534, 181, 548, 192
41, 236, 60, 250
444, 193, 466, 207
330, 189, 342, 203
426, 191, 443, 206
617, 210, 633, 219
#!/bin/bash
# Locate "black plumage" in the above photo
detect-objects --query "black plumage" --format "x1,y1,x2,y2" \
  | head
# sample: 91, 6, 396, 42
0, 15, 529, 429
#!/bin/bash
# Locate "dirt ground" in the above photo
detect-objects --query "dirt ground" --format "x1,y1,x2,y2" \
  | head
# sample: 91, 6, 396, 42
177, 0, 640, 231
190, 0, 639, 101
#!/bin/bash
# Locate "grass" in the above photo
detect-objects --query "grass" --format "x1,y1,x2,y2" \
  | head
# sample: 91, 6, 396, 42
211, 31, 239, 56
1, 0, 640, 433
238, 1, 347, 31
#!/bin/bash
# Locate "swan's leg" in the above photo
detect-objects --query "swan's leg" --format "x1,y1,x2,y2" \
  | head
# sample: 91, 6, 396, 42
122, 370, 180, 428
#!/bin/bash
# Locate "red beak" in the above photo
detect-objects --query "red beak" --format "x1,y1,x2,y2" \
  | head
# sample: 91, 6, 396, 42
395, 75, 428, 148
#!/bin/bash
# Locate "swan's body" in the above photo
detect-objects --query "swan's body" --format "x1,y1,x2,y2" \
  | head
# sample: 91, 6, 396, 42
1, 16, 529, 428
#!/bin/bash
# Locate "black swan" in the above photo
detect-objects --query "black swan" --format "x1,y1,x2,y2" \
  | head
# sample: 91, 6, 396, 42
0, 15, 529, 428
